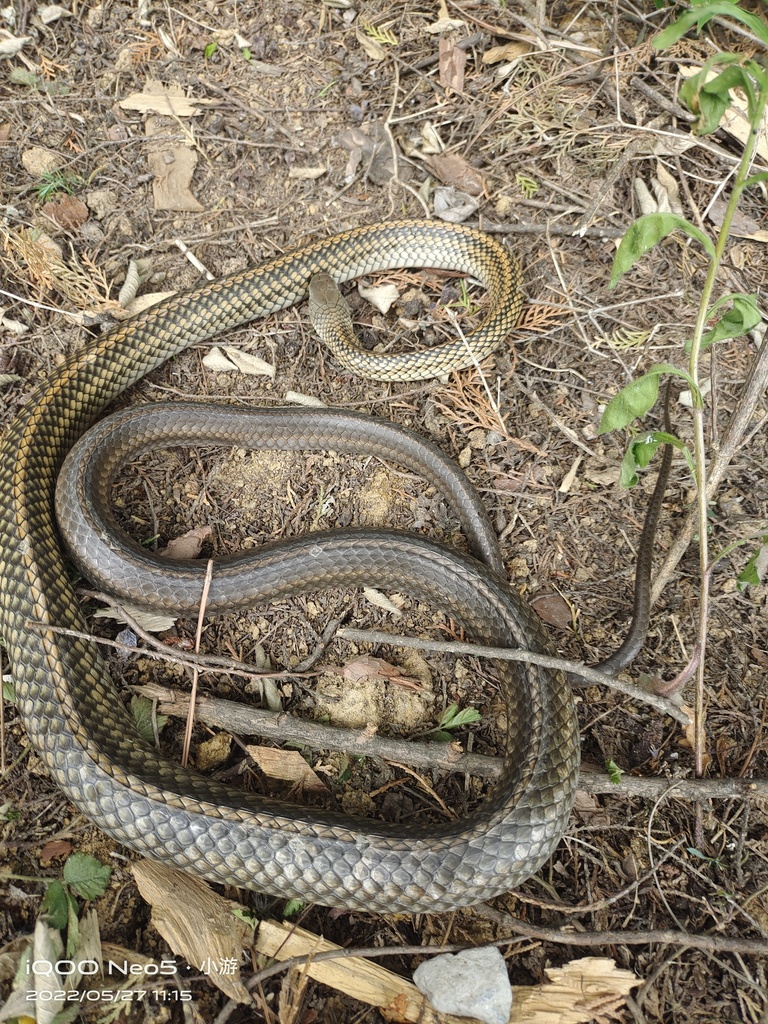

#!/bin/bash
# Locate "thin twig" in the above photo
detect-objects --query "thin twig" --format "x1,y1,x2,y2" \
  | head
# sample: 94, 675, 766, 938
25, 619, 307, 682
651, 334, 768, 602
247, 922, 768, 989
478, 218, 626, 239
336, 627, 689, 724
182, 559, 214, 767
134, 680, 768, 800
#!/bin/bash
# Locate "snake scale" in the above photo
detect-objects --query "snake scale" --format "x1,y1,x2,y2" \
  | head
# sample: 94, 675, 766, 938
0, 221, 583, 912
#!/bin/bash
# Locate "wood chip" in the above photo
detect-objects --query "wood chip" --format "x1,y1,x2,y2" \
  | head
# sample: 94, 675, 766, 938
133, 861, 253, 1003
255, 919, 640, 1023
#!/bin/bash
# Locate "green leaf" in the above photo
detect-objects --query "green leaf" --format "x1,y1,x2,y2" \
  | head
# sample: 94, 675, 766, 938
698, 293, 762, 350
282, 899, 305, 918
737, 540, 768, 590
204, 39, 218, 59
65, 888, 80, 959
605, 759, 624, 784
619, 432, 670, 487
680, 60, 758, 135
687, 845, 721, 866
654, 2, 768, 49
62, 852, 111, 900
620, 430, 694, 488
41, 880, 70, 930
600, 363, 698, 434
744, 171, 768, 188
601, 374, 660, 433
131, 694, 167, 743
2, 675, 15, 704
610, 214, 715, 288
438, 703, 481, 730
427, 730, 455, 743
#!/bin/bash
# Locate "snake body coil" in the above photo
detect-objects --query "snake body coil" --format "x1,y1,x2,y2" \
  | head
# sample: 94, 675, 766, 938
0, 222, 580, 912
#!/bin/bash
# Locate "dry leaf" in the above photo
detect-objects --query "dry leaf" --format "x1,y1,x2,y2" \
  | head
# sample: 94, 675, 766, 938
158, 525, 212, 559
438, 36, 466, 92
424, 152, 484, 195
558, 454, 583, 494
363, 587, 403, 616
433, 185, 480, 223
222, 345, 276, 377
247, 745, 328, 794
285, 390, 327, 407
483, 41, 531, 64
0, 30, 31, 58
708, 198, 768, 242
119, 81, 211, 117
132, 861, 253, 1003
583, 465, 620, 487
337, 122, 407, 186
124, 290, 175, 315
530, 592, 573, 629
341, 655, 424, 691
146, 113, 203, 212
38, 4, 71, 23
202, 346, 239, 372
43, 195, 89, 230
202, 345, 276, 376
419, 121, 444, 154
40, 840, 72, 861
0, 312, 27, 336
357, 281, 399, 313
572, 790, 610, 825
655, 162, 683, 215
424, 16, 466, 34
356, 24, 386, 62
94, 601, 177, 633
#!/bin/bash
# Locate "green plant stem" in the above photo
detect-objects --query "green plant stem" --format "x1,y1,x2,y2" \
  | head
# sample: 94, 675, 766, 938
685, 80, 768, 778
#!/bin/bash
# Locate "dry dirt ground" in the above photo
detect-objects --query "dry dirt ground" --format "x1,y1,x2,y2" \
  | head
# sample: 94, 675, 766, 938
1, 1, 767, 1022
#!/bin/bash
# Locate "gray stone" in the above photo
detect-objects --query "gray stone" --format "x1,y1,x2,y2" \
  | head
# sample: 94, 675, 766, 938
413, 946, 512, 1024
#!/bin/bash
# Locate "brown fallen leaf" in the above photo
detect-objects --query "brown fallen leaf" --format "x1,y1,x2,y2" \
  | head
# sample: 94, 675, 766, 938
530, 592, 573, 630
341, 654, 426, 691
132, 860, 253, 1003
158, 525, 212, 560
146, 116, 204, 212
42, 193, 88, 230
337, 123, 411, 186
482, 41, 532, 64
438, 36, 466, 92
246, 744, 328, 795
130, 81, 205, 213
708, 198, 768, 242
423, 151, 484, 196
572, 790, 610, 826
119, 81, 212, 117
39, 840, 72, 862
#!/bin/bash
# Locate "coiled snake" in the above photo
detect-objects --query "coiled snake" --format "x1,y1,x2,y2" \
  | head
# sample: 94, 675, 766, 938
0, 221, 651, 912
